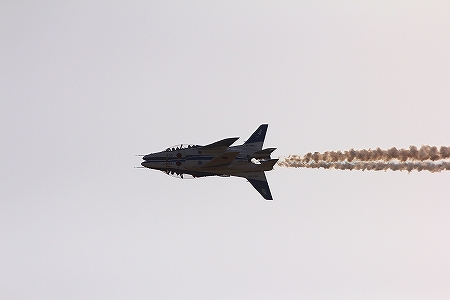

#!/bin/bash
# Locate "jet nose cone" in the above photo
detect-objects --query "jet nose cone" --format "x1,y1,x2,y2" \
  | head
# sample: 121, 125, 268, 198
143, 154, 152, 160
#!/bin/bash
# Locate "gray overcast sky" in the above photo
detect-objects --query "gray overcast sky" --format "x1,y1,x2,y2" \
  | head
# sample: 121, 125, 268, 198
1, 2, 450, 299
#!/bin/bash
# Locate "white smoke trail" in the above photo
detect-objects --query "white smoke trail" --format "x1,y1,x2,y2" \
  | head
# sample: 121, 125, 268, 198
278, 145, 450, 173
290, 145, 450, 163
278, 160, 450, 173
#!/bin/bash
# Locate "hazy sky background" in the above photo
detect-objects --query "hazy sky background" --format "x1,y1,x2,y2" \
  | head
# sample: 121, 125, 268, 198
2, 2, 450, 299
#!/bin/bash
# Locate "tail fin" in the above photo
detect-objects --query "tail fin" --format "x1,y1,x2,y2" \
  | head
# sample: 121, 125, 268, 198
243, 124, 268, 151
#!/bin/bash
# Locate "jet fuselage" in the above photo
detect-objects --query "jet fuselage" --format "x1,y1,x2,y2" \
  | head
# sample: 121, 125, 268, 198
140, 125, 277, 199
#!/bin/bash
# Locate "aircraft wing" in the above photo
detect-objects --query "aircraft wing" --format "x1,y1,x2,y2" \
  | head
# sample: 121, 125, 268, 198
237, 171, 274, 200
201, 137, 239, 150
202, 152, 240, 168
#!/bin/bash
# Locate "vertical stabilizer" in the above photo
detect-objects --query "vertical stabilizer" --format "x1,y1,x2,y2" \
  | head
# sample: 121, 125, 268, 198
243, 124, 268, 151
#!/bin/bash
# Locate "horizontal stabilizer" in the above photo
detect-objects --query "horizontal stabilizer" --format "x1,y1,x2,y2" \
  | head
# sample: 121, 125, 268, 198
202, 152, 240, 168
254, 148, 276, 155
248, 179, 273, 200
251, 148, 276, 159
242, 171, 273, 200
202, 137, 239, 150
260, 158, 279, 171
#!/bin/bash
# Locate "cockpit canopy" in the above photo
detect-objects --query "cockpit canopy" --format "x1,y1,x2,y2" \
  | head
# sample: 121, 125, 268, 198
165, 144, 199, 152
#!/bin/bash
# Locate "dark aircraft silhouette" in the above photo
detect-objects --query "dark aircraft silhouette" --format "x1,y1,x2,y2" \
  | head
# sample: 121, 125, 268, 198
140, 124, 277, 200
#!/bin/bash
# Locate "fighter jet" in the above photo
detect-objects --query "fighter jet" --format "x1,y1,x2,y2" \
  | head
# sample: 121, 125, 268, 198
140, 124, 278, 200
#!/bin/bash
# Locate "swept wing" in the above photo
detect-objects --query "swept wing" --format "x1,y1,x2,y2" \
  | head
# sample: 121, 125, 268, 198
201, 137, 239, 150
202, 152, 240, 168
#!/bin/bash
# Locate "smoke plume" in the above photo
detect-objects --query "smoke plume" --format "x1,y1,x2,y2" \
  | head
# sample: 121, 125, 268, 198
278, 145, 450, 173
